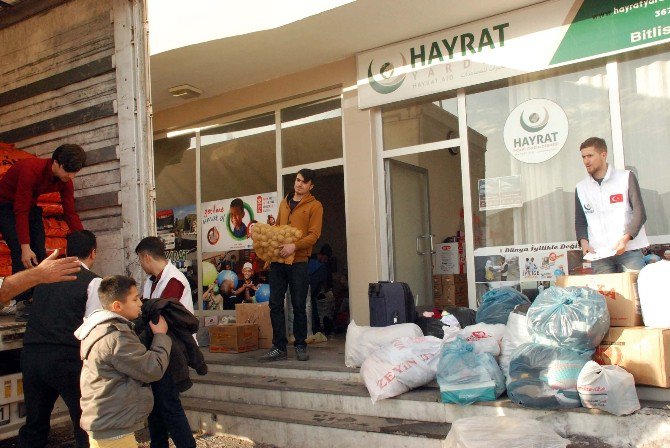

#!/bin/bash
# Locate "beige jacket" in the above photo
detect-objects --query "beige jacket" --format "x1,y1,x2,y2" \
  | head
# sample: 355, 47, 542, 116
75, 310, 171, 439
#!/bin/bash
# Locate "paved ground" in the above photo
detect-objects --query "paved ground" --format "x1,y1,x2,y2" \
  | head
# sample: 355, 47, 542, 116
0, 425, 279, 448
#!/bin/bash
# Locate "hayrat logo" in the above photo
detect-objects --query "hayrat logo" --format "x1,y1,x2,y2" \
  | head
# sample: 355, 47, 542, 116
367, 54, 407, 94
519, 107, 549, 133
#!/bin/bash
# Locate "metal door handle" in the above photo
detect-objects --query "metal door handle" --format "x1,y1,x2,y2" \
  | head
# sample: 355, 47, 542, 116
416, 235, 435, 255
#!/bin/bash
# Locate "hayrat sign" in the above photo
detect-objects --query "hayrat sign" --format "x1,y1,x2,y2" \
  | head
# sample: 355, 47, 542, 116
357, 0, 670, 108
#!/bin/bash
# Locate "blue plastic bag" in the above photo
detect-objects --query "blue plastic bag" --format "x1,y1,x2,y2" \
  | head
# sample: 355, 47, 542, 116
436, 337, 505, 405
527, 286, 610, 352
507, 342, 593, 409
476, 287, 530, 325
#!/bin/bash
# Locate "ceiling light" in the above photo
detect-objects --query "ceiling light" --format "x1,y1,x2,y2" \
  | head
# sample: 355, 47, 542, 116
168, 84, 202, 99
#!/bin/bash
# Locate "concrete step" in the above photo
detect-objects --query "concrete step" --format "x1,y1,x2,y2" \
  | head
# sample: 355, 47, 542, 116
184, 371, 670, 447
183, 397, 449, 448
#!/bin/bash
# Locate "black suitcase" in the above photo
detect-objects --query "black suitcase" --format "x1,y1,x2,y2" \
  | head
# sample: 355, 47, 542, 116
368, 281, 416, 327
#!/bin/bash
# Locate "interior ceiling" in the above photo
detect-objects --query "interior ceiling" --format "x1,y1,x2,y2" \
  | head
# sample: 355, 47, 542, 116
150, 0, 543, 112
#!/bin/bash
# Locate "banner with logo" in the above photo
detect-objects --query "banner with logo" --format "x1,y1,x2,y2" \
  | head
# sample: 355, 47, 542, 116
357, 0, 670, 108
201, 192, 278, 252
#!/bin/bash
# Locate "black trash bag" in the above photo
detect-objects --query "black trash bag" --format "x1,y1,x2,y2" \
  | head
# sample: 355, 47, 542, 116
444, 305, 476, 328
415, 316, 444, 338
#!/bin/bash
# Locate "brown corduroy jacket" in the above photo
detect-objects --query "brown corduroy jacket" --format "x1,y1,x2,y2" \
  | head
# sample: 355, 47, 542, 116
276, 191, 323, 263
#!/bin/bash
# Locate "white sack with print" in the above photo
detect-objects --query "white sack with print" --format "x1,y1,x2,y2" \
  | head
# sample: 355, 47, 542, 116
459, 323, 505, 357
500, 312, 532, 378
361, 336, 443, 403
345, 320, 423, 368
577, 361, 640, 416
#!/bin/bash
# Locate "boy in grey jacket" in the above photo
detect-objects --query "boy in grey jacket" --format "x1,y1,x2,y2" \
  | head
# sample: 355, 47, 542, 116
75, 275, 171, 448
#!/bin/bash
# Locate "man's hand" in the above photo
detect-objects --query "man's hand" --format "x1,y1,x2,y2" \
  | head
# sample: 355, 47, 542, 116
149, 315, 168, 334
580, 239, 595, 256
613, 234, 632, 256
280, 243, 296, 258
35, 250, 81, 283
21, 244, 38, 268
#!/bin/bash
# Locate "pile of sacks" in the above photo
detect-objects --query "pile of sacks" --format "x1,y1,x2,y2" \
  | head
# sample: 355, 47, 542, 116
0, 143, 68, 277
250, 223, 302, 264
349, 285, 640, 415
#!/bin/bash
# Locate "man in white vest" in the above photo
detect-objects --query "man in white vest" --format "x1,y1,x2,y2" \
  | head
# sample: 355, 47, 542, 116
135, 236, 196, 448
575, 137, 648, 274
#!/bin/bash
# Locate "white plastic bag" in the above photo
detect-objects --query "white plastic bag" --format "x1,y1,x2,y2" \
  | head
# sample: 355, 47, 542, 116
442, 325, 461, 343
360, 336, 443, 403
577, 361, 640, 416
444, 417, 569, 448
638, 260, 670, 327
344, 320, 423, 368
500, 312, 532, 378
459, 323, 505, 357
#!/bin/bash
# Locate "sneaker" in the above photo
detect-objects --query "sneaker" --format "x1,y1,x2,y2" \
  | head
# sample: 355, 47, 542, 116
295, 345, 309, 361
258, 347, 287, 363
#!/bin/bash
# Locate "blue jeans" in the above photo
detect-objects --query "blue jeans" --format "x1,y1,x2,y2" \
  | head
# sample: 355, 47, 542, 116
147, 372, 195, 448
269, 262, 308, 350
591, 249, 645, 274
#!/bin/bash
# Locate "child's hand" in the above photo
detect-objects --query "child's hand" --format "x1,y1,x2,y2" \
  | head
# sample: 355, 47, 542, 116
150, 315, 168, 334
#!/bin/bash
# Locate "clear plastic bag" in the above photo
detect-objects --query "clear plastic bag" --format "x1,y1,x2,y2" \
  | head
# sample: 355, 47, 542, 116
638, 260, 670, 327
577, 361, 640, 416
436, 337, 505, 405
507, 343, 592, 409
527, 286, 610, 352
500, 309, 532, 379
444, 416, 569, 448
476, 287, 530, 325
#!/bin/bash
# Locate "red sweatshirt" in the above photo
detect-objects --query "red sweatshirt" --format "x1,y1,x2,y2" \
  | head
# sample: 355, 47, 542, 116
0, 158, 83, 244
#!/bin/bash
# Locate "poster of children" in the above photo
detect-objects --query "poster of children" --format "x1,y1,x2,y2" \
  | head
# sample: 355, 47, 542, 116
201, 192, 277, 252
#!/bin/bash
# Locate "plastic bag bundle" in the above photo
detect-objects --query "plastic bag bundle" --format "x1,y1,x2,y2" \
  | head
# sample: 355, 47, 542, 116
527, 286, 610, 352
436, 337, 505, 405
507, 343, 592, 409
444, 416, 569, 448
250, 223, 302, 263
360, 336, 443, 403
344, 320, 423, 368
476, 287, 530, 325
577, 361, 640, 416
500, 307, 532, 379
638, 260, 670, 327
458, 323, 505, 357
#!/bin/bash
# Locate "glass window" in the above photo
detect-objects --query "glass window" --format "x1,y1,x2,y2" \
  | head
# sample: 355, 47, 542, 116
154, 134, 196, 211
382, 95, 458, 150
280, 97, 342, 167
200, 112, 277, 202
466, 65, 612, 249
619, 49, 670, 237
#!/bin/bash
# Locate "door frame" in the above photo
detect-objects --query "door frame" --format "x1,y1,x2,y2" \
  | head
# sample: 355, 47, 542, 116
376, 88, 477, 308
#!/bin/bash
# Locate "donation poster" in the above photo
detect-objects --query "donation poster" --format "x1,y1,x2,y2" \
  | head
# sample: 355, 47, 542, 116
201, 192, 278, 252
478, 175, 522, 211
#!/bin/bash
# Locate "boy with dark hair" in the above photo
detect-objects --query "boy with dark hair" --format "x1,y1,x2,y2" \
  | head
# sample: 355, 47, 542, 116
230, 198, 247, 238
75, 275, 171, 448
135, 236, 196, 448
18, 230, 101, 448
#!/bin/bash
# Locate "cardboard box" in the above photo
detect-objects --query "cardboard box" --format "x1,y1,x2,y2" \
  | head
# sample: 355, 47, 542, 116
208, 324, 259, 353
434, 243, 466, 275
236, 303, 273, 349
595, 327, 670, 388
0, 373, 23, 406
556, 272, 642, 327
434, 281, 468, 308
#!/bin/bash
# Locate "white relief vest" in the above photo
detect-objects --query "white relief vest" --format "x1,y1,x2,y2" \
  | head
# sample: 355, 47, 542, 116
143, 260, 194, 314
576, 165, 649, 254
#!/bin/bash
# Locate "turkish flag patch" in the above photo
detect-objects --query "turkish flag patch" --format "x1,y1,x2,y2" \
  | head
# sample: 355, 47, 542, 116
610, 194, 623, 204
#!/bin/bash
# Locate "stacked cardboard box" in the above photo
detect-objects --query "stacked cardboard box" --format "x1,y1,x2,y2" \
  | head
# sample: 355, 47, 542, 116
236, 303, 273, 349
557, 272, 670, 388
208, 323, 259, 353
433, 274, 468, 308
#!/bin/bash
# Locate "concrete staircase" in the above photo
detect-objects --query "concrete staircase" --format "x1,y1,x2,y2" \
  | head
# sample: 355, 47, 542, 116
182, 340, 670, 448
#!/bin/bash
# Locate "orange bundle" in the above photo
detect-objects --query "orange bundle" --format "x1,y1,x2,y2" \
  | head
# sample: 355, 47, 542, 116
43, 217, 69, 237
45, 237, 67, 253
0, 241, 9, 255
0, 143, 35, 171
0, 251, 12, 277
37, 192, 62, 204
40, 203, 64, 216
